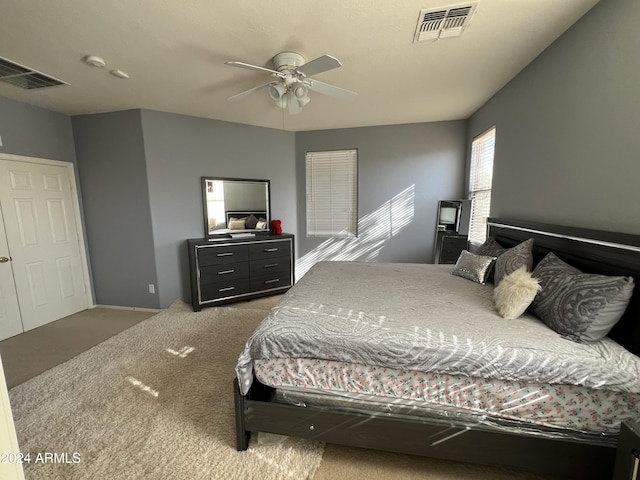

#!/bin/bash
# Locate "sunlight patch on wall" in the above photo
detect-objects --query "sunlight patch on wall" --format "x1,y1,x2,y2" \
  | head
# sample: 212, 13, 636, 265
296, 185, 415, 277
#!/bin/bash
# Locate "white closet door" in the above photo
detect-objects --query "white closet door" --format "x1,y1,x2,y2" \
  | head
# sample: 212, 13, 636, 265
0, 207, 22, 341
0, 158, 89, 333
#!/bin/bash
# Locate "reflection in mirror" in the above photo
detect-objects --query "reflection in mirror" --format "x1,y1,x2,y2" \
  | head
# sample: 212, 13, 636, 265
202, 177, 270, 236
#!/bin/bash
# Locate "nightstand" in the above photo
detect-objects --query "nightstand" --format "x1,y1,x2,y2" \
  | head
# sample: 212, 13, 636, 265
434, 232, 468, 264
614, 420, 640, 480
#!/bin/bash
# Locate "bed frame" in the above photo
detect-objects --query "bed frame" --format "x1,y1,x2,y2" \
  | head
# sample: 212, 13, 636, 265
234, 218, 640, 479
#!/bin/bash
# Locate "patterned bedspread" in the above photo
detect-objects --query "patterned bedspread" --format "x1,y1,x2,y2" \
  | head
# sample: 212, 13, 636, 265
236, 261, 640, 396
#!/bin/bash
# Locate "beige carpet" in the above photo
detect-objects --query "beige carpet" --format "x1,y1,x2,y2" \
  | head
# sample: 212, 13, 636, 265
9, 300, 323, 480
0, 307, 156, 388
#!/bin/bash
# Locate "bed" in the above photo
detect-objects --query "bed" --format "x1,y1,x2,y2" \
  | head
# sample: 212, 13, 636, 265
234, 218, 640, 479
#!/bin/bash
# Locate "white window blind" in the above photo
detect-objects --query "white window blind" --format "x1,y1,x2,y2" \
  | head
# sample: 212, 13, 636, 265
468, 127, 496, 245
306, 149, 358, 237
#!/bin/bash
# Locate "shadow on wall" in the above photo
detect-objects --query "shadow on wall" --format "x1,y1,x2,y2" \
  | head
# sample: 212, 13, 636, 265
296, 185, 415, 278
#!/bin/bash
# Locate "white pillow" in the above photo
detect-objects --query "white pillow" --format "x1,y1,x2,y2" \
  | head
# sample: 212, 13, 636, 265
228, 217, 246, 230
493, 266, 541, 320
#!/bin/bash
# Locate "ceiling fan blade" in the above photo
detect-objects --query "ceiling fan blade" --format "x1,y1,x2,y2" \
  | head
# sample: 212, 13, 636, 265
225, 61, 285, 78
307, 79, 358, 101
288, 96, 302, 115
297, 55, 342, 77
228, 81, 276, 102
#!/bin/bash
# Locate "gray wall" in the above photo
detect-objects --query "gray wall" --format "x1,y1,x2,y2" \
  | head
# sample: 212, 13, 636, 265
72, 110, 158, 308
0, 95, 76, 162
295, 121, 467, 275
139, 110, 296, 308
468, 0, 640, 235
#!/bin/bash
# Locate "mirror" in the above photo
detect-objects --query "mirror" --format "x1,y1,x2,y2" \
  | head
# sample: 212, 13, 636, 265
202, 177, 270, 236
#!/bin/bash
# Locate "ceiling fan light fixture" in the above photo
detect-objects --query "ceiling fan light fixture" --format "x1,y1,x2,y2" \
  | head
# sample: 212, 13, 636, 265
292, 83, 308, 99
225, 51, 357, 112
268, 83, 286, 101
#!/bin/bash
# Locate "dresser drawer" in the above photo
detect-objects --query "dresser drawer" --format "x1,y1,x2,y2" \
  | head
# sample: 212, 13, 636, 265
197, 244, 249, 266
250, 256, 291, 276
200, 278, 251, 301
250, 271, 292, 291
249, 240, 291, 260
200, 262, 250, 284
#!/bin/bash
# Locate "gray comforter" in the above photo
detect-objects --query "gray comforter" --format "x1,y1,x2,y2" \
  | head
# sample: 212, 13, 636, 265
236, 261, 640, 396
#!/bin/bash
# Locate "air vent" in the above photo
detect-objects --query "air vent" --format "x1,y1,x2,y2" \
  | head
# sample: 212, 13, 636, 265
0, 56, 67, 89
414, 3, 478, 42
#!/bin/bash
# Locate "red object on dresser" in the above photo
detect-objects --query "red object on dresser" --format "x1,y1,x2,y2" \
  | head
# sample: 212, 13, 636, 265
270, 219, 282, 235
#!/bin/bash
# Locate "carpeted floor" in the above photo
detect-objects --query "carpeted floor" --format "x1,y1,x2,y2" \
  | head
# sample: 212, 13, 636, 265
8, 301, 323, 480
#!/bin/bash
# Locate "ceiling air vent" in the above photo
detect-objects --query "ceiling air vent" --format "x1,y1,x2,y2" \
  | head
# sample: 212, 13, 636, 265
0, 56, 67, 89
414, 3, 478, 42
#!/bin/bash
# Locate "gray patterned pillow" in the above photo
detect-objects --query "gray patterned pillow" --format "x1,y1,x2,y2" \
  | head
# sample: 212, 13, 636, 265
474, 237, 507, 283
494, 238, 534, 285
451, 250, 496, 285
531, 252, 635, 343
475, 236, 507, 257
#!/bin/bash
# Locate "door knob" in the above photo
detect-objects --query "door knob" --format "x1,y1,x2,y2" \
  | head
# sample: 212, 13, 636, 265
0, 257, 9, 263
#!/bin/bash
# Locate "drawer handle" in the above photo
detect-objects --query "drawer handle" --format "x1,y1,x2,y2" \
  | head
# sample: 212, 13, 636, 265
264, 263, 278, 268
264, 279, 280, 284
217, 252, 234, 257
219, 286, 236, 292
218, 269, 235, 275
264, 248, 278, 252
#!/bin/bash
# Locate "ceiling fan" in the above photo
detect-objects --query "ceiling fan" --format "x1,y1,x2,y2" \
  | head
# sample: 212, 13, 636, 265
225, 52, 357, 115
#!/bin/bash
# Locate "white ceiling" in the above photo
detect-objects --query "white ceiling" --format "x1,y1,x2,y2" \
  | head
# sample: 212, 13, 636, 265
0, 0, 599, 132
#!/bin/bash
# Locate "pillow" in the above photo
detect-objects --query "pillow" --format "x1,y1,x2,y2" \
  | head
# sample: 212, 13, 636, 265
245, 214, 258, 229
255, 218, 268, 229
531, 252, 635, 343
493, 238, 534, 285
451, 250, 496, 285
228, 217, 246, 230
493, 266, 541, 319
474, 237, 508, 283
475, 236, 508, 257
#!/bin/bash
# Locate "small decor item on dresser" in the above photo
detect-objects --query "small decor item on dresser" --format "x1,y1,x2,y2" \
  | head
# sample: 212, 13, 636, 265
271, 219, 282, 235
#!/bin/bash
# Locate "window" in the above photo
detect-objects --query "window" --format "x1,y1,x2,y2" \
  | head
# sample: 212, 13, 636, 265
468, 127, 496, 245
306, 149, 358, 237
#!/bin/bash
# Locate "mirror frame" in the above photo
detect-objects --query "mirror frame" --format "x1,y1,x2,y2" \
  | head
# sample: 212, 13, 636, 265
201, 176, 271, 237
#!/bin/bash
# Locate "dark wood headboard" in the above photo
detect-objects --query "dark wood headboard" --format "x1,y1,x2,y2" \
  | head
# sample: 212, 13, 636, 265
487, 218, 640, 357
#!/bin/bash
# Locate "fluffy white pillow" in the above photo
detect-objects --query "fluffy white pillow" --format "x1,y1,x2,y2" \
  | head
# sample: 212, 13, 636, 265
493, 266, 541, 320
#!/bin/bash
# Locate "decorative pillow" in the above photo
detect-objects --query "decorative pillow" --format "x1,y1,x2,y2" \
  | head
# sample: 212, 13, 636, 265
474, 237, 508, 283
531, 252, 635, 343
451, 250, 496, 285
493, 266, 541, 320
245, 214, 258, 229
228, 217, 246, 230
475, 236, 508, 257
493, 238, 534, 285
255, 218, 268, 229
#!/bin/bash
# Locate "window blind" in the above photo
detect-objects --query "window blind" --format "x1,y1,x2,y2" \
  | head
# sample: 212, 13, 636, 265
468, 127, 496, 245
306, 149, 358, 237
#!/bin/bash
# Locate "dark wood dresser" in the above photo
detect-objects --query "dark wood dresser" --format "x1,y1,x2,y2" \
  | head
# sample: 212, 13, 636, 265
187, 234, 294, 311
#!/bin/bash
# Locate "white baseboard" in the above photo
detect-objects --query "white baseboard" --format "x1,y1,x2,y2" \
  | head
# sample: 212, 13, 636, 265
95, 304, 161, 313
